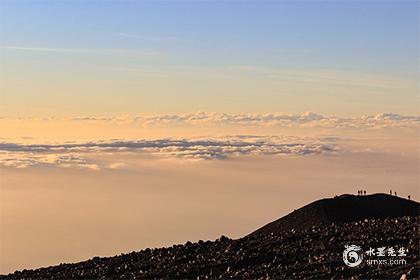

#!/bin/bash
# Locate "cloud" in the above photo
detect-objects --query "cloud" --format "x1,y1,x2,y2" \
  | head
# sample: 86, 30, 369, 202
108, 162, 127, 169
0, 136, 338, 168
1, 46, 165, 58
1, 46, 89, 53
227, 65, 259, 72
117, 32, 177, 42
227, 66, 408, 90
68, 112, 420, 129
0, 152, 99, 170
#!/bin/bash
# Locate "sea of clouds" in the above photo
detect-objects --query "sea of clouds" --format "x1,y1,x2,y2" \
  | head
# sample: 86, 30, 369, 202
0, 136, 338, 169
69, 112, 420, 129
2, 112, 418, 170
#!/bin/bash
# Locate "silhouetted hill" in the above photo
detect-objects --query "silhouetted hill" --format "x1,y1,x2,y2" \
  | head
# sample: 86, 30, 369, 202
1, 193, 419, 279
250, 193, 419, 236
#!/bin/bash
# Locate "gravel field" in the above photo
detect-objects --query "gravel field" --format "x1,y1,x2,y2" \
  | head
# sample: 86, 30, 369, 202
1, 216, 418, 280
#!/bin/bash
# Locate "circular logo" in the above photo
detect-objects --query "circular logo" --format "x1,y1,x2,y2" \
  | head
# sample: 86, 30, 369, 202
343, 245, 363, 267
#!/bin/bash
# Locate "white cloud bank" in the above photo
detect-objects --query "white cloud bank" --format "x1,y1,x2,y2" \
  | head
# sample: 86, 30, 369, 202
0, 136, 338, 169
69, 112, 420, 129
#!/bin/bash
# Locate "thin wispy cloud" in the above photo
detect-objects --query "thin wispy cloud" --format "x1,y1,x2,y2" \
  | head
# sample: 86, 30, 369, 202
108, 63, 410, 91
1, 46, 166, 57
227, 65, 408, 90
1, 46, 89, 53
110, 67, 168, 77
118, 32, 178, 42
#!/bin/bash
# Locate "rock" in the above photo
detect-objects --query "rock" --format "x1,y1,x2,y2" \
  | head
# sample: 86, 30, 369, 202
1, 216, 418, 280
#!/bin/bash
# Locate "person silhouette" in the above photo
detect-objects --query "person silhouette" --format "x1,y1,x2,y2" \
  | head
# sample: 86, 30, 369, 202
363, 190, 366, 195
390, 189, 392, 195
394, 191, 397, 196
408, 195, 411, 200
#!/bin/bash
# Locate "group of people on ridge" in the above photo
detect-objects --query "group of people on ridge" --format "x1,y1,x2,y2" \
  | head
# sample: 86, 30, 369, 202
356, 189, 411, 200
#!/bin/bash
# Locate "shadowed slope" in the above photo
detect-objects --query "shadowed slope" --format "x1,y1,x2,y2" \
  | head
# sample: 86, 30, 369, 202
1, 193, 419, 279
249, 193, 419, 236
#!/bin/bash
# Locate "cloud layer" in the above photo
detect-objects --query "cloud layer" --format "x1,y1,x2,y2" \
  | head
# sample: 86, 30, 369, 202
0, 152, 100, 170
0, 136, 338, 169
68, 112, 420, 129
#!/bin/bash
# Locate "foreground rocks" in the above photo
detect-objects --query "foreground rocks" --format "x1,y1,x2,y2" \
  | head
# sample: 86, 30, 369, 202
1, 216, 418, 279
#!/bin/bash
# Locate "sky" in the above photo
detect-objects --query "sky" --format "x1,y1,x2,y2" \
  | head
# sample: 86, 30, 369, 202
0, 0, 419, 275
0, 0, 419, 116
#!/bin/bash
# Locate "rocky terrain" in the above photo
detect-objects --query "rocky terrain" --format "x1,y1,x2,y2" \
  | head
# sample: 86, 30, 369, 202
1, 194, 419, 279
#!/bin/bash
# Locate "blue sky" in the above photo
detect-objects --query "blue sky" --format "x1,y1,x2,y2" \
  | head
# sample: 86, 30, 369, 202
0, 0, 418, 116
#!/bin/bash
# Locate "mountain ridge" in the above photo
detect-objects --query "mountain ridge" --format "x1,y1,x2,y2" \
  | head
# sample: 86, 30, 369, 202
1, 193, 419, 279
249, 193, 419, 236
